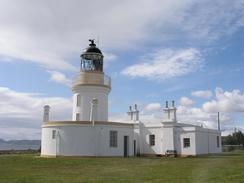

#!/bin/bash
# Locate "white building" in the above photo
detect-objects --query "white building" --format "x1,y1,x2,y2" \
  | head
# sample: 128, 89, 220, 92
41, 40, 221, 157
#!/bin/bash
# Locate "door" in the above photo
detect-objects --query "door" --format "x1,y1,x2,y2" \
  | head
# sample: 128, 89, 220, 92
124, 136, 129, 157
55, 130, 60, 156
134, 140, 136, 156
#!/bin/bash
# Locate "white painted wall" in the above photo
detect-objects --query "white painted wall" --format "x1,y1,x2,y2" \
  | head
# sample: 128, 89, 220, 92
136, 123, 221, 156
179, 131, 197, 155
195, 128, 222, 154
72, 86, 110, 121
41, 124, 134, 157
162, 125, 175, 153
163, 108, 177, 122
138, 124, 163, 155
133, 123, 141, 155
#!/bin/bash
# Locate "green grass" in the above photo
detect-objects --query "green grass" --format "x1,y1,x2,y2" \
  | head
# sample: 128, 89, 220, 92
0, 151, 244, 183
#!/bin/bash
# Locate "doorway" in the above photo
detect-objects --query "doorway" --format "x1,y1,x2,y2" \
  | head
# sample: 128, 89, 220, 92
124, 136, 129, 157
134, 140, 136, 156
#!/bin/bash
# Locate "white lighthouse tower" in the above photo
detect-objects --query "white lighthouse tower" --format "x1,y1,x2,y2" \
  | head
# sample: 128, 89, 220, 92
41, 40, 134, 157
72, 40, 111, 122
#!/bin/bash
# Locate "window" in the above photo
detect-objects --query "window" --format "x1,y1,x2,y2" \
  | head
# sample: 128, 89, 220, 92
217, 136, 220, 147
183, 138, 190, 148
76, 113, 80, 121
110, 131, 118, 147
76, 94, 81, 107
149, 135, 155, 146
52, 130, 56, 139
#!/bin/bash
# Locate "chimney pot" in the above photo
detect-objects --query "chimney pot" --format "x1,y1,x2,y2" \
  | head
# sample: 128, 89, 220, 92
165, 101, 168, 108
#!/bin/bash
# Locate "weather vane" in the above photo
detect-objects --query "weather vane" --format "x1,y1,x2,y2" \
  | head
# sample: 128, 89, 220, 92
89, 39, 95, 46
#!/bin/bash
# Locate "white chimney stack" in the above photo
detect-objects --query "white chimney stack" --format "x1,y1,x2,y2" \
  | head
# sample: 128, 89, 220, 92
127, 104, 140, 121
163, 100, 177, 122
127, 106, 133, 120
134, 104, 139, 121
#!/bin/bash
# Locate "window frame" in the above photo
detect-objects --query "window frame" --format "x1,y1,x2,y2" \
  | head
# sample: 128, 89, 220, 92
149, 134, 155, 146
52, 130, 56, 139
183, 138, 190, 148
109, 130, 118, 148
76, 94, 81, 107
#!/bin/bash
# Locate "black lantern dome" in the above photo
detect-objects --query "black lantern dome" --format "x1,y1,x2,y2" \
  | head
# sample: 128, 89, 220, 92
80, 39, 103, 72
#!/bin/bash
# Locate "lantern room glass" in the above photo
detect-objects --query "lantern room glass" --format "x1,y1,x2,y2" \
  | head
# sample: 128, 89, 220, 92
81, 53, 103, 72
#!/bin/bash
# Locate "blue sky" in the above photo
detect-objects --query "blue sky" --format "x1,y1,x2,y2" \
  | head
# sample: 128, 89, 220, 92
0, 0, 244, 139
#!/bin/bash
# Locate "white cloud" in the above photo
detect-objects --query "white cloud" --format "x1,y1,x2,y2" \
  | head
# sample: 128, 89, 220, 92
192, 90, 213, 99
0, 87, 72, 119
0, 0, 243, 71
145, 103, 161, 112
179, 0, 244, 43
176, 105, 234, 131
177, 87, 244, 129
122, 48, 203, 80
48, 70, 71, 86
179, 97, 194, 106
109, 113, 129, 123
0, 87, 72, 139
0, 0, 180, 70
103, 53, 117, 62
132, 88, 244, 130
203, 87, 244, 113
103, 52, 117, 68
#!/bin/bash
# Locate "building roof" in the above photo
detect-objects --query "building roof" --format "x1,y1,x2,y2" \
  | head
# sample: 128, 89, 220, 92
82, 39, 102, 54
42, 121, 134, 127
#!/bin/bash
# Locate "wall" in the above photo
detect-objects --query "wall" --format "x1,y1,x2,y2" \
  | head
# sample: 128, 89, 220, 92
161, 126, 175, 154
72, 86, 110, 121
195, 128, 222, 154
133, 123, 141, 155
139, 124, 163, 155
179, 129, 197, 155
135, 123, 222, 156
41, 124, 134, 157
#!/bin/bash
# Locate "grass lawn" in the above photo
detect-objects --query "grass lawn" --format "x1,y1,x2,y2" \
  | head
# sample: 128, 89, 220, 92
0, 151, 244, 183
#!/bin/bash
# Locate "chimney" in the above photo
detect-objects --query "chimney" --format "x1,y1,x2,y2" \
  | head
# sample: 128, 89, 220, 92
127, 106, 133, 120
165, 101, 168, 108
135, 104, 139, 121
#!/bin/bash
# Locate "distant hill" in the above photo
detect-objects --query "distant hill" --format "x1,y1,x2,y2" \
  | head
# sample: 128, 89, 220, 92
0, 139, 41, 150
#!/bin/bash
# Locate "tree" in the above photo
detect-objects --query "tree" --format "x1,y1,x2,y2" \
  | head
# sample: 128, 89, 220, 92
222, 131, 244, 145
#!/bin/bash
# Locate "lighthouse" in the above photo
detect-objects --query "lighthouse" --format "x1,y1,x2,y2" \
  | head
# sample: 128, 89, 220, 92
72, 40, 111, 122
41, 40, 221, 157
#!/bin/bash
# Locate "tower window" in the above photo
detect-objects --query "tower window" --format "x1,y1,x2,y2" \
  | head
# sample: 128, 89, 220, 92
183, 138, 190, 148
149, 135, 155, 146
76, 94, 81, 107
110, 131, 118, 147
52, 130, 56, 139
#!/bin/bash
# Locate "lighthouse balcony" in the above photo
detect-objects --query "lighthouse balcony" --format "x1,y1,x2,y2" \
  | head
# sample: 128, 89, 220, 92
72, 71, 111, 89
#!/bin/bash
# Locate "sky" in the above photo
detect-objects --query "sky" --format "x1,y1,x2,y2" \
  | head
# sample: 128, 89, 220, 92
0, 0, 244, 140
